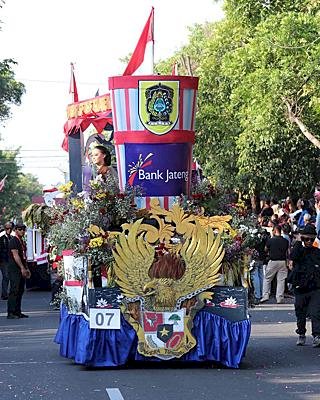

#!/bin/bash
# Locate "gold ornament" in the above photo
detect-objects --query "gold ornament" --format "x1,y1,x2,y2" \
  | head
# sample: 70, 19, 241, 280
112, 200, 225, 360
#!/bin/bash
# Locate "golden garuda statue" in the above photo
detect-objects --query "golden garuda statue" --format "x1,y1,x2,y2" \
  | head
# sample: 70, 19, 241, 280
112, 199, 226, 360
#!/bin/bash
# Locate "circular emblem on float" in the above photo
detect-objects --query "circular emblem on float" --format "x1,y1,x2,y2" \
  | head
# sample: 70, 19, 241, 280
138, 80, 179, 135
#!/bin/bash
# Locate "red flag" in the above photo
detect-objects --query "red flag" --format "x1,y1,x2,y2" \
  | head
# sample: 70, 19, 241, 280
171, 62, 178, 76
123, 7, 154, 76
69, 62, 79, 103
0, 175, 7, 192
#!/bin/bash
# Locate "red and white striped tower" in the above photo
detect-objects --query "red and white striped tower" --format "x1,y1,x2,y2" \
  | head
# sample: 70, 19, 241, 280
108, 75, 199, 210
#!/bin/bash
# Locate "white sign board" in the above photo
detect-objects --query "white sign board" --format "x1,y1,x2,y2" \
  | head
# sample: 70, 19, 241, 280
89, 308, 121, 330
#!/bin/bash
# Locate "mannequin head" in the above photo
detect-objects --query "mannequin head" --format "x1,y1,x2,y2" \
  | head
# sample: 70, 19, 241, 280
91, 146, 111, 167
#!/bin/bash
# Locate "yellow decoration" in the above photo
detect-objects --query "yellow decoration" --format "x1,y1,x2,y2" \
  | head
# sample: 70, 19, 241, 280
142, 216, 175, 243
87, 224, 105, 237
67, 94, 111, 119
71, 198, 85, 209
196, 215, 237, 237
89, 237, 104, 248
95, 192, 107, 200
111, 201, 225, 360
58, 181, 73, 194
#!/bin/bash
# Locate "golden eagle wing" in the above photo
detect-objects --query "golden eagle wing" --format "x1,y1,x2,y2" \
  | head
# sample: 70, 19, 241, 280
112, 219, 155, 299
175, 221, 224, 299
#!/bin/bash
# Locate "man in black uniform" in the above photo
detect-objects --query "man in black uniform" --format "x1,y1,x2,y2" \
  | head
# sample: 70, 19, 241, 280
0, 222, 13, 300
288, 224, 320, 346
7, 222, 31, 319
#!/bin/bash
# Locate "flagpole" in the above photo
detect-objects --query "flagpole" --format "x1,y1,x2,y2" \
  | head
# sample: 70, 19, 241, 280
123, 7, 155, 76
69, 62, 79, 103
151, 7, 154, 74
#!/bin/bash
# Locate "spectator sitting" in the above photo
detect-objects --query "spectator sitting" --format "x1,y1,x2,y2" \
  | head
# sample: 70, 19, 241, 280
296, 199, 310, 229
268, 214, 280, 228
290, 199, 303, 227
279, 212, 290, 225
271, 198, 281, 215
261, 199, 274, 218
303, 213, 312, 228
282, 223, 292, 245
258, 215, 269, 227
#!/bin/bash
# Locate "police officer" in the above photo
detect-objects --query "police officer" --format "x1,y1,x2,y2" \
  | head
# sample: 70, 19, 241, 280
0, 222, 13, 300
288, 224, 320, 346
7, 222, 31, 319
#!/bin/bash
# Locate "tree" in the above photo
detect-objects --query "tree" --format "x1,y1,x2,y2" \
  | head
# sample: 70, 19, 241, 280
0, 8, 40, 223
157, 20, 251, 190
221, 5, 320, 199
0, 59, 25, 125
159, 0, 320, 204
0, 150, 43, 224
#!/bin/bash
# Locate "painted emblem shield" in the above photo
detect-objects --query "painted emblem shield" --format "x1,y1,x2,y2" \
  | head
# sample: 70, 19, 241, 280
138, 80, 179, 135
132, 309, 194, 360
156, 324, 173, 343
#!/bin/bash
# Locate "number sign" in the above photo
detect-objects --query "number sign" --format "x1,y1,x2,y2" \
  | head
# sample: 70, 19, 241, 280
89, 308, 121, 330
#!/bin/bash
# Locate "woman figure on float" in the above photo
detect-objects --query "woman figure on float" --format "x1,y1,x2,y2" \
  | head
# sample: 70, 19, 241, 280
91, 145, 119, 190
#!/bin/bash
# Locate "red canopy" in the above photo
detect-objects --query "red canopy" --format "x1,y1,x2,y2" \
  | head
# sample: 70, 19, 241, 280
62, 93, 113, 151
62, 110, 112, 151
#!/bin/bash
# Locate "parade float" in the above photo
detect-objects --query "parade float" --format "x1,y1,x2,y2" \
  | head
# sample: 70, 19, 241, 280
41, 72, 252, 369
27, 10, 252, 368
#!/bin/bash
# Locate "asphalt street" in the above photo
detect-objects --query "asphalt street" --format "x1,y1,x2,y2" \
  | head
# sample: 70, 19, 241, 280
0, 290, 319, 400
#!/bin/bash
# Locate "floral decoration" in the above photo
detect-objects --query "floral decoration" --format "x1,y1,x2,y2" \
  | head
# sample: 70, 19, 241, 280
46, 179, 144, 275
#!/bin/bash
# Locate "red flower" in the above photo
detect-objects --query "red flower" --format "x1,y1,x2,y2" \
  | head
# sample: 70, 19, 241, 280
192, 193, 204, 200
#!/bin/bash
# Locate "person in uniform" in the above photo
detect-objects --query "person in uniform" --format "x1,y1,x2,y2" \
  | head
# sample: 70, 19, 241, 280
7, 222, 31, 319
288, 224, 320, 347
0, 221, 14, 300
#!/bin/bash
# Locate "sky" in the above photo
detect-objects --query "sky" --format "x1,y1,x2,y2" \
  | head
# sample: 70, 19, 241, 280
0, 0, 224, 186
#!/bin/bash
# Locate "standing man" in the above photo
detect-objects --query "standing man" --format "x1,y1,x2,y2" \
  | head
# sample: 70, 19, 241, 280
260, 225, 289, 304
288, 224, 320, 346
0, 222, 14, 300
250, 229, 270, 304
7, 222, 31, 319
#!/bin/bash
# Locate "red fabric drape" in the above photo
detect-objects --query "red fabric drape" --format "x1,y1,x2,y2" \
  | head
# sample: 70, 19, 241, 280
62, 112, 112, 151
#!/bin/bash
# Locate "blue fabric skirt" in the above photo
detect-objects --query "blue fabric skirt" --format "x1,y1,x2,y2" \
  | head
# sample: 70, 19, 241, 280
55, 305, 251, 368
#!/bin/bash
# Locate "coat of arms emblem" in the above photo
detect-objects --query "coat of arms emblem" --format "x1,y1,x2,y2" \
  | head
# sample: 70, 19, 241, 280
138, 81, 179, 135
112, 199, 225, 360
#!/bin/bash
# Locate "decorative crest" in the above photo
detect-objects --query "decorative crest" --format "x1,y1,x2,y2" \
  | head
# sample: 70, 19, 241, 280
112, 199, 225, 359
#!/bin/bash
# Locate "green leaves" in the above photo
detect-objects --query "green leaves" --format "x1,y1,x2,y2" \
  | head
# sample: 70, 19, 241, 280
0, 59, 25, 124
0, 150, 43, 223
185, 3, 320, 198
143, 1, 320, 198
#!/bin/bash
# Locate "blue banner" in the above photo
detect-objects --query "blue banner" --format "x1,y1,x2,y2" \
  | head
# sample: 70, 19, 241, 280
125, 143, 191, 196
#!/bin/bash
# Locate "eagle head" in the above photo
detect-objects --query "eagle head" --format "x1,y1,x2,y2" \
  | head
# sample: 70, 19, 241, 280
143, 278, 177, 310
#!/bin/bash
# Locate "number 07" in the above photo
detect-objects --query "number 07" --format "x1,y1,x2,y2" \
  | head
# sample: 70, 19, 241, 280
105, 312, 114, 325
95, 312, 114, 326
90, 308, 120, 329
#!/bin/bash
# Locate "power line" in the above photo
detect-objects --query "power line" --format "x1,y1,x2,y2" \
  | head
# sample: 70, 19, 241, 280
0, 161, 68, 165
1, 149, 66, 152
15, 156, 68, 159
22, 166, 68, 169
17, 78, 106, 86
